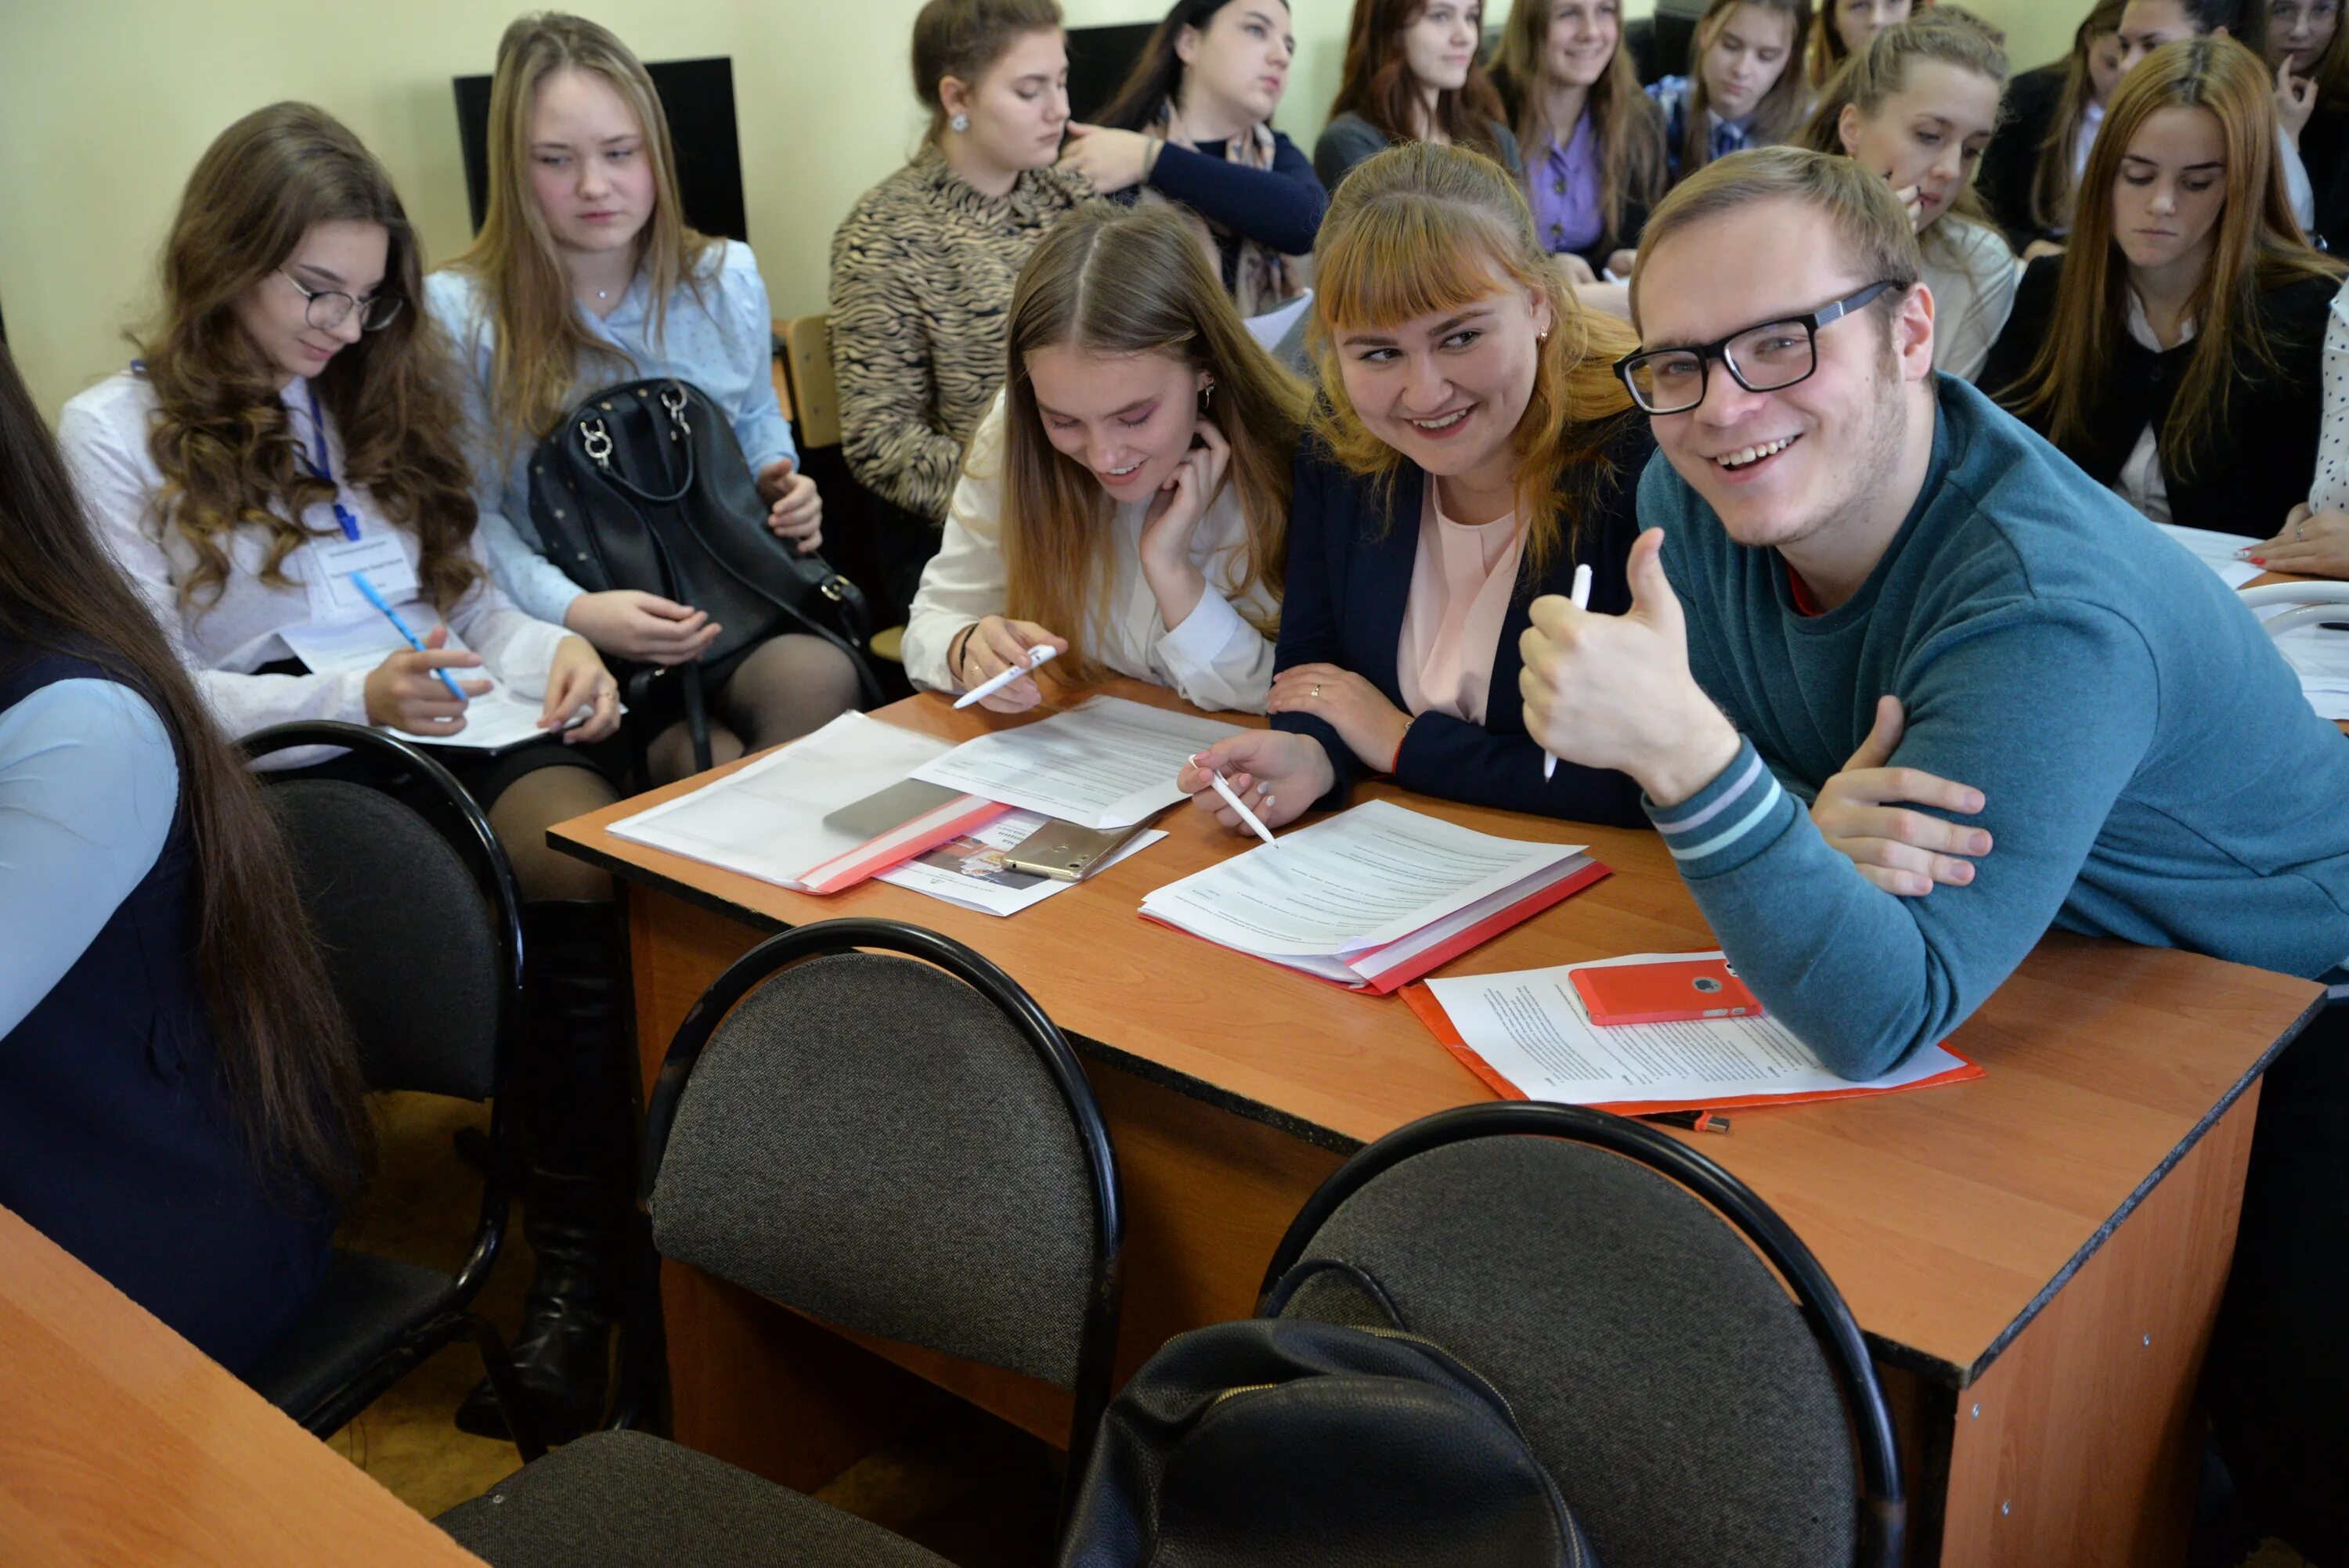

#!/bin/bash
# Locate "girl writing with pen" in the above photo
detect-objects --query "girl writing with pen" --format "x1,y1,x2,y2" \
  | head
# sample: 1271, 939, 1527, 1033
59, 103, 637, 1442
900, 202, 1310, 715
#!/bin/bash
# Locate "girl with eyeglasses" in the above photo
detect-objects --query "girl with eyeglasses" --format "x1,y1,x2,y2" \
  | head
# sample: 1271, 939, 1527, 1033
1984, 36, 2347, 545
56, 100, 631, 1443
1800, 7, 2017, 381
1179, 142, 1653, 830
2250, 0, 2349, 240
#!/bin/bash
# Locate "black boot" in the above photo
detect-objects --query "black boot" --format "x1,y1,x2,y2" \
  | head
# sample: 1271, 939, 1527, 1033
456, 900, 637, 1445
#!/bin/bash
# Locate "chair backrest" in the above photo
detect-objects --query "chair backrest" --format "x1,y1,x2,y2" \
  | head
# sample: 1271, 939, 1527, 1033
244, 725, 520, 1104
1263, 1105, 1902, 1568
2240, 579, 2349, 636
778, 313, 840, 449
643, 920, 1122, 1460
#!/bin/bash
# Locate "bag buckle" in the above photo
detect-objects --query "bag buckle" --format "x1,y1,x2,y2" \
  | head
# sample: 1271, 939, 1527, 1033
660, 384, 691, 438
580, 417, 613, 470
820, 577, 846, 602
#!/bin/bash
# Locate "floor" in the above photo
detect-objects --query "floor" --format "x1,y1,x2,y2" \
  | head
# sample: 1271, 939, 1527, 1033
333, 1092, 2315, 1567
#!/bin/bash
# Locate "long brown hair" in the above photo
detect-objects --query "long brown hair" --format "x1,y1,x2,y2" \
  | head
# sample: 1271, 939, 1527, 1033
1330, 0, 1511, 163
991, 205, 1309, 684
2028, 0, 2127, 236
2241, 0, 2349, 109
139, 103, 480, 615
1096, 0, 1287, 132
0, 341, 371, 1203
443, 13, 715, 447
1997, 36, 2344, 475
1311, 142, 1640, 579
1683, 0, 1816, 176
1489, 0, 1668, 249
1799, 7, 2008, 272
1805, 0, 1907, 88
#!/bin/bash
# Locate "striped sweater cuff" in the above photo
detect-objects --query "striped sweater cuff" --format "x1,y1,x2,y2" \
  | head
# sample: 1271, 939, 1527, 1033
1643, 737, 1797, 880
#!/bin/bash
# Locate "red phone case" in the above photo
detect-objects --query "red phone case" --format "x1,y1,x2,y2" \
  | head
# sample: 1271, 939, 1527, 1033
1571, 958, 1763, 1026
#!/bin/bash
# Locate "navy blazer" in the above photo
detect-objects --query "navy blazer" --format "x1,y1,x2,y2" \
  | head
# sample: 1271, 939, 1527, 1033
1274, 414, 1654, 825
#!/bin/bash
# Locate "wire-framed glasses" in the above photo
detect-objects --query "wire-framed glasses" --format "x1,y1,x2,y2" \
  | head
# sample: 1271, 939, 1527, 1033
277, 269, 404, 333
1613, 280, 1904, 415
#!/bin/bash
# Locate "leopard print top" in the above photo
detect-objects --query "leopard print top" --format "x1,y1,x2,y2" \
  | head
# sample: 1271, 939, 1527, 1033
828, 146, 1095, 521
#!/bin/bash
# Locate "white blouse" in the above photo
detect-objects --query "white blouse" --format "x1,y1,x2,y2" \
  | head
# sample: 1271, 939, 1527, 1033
900, 397, 1277, 713
58, 371, 572, 744
1921, 216, 2022, 383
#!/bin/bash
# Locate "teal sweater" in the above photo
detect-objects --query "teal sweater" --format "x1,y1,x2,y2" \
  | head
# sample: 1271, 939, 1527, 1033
1640, 374, 2349, 1079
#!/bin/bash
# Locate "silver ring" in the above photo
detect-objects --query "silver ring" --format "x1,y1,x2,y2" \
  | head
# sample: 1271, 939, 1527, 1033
2299, 519, 2309, 542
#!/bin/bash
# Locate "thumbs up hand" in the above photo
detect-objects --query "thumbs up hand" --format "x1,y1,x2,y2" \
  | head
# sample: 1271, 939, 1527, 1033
1517, 529, 1742, 806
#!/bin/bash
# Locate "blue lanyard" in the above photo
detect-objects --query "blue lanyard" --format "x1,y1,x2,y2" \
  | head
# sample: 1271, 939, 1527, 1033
295, 381, 363, 542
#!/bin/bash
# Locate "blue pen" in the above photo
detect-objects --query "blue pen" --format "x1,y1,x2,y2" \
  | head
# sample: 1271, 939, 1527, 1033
351, 571, 471, 704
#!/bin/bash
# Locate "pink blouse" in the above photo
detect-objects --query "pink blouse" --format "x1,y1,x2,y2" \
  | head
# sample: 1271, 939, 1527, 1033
1395, 481, 1526, 726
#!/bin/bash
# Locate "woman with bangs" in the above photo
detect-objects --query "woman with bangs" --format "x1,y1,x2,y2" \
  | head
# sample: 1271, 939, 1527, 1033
431, 13, 860, 788
1488, 0, 1669, 283
1984, 35, 2347, 543
902, 204, 1307, 714
1315, 0, 1523, 193
1800, 7, 2017, 381
1180, 142, 1654, 830
56, 102, 629, 1436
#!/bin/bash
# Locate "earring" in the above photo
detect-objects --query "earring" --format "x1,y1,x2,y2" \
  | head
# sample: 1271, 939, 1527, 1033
1201, 377, 1216, 409
950, 112, 971, 133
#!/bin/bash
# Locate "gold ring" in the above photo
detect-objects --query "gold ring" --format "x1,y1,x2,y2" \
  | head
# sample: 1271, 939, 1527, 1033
1311, 683, 1322, 698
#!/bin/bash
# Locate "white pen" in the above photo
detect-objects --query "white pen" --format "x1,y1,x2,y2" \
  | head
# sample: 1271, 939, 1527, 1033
1193, 754, 1279, 849
1542, 563, 1594, 781
953, 643, 1059, 709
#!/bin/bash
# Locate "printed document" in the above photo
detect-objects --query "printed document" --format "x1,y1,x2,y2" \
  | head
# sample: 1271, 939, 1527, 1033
277, 609, 579, 752
911, 695, 1246, 829
609, 712, 955, 888
2156, 523, 2262, 589
876, 809, 1164, 917
1142, 800, 1582, 959
1422, 951, 1974, 1108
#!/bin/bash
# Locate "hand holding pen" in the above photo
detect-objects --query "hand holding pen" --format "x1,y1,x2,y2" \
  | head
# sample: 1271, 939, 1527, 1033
355, 572, 489, 734
1540, 563, 1593, 781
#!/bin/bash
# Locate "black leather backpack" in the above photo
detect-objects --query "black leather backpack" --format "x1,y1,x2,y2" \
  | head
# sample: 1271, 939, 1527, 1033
528, 377, 879, 768
1058, 1259, 1594, 1568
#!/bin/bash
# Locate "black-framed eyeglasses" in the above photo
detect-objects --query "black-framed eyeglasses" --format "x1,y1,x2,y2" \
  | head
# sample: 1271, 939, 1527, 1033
1614, 279, 1903, 415
277, 269, 403, 333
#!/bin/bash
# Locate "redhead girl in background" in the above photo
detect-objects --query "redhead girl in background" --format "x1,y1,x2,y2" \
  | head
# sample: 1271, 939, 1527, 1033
1315, 0, 1524, 190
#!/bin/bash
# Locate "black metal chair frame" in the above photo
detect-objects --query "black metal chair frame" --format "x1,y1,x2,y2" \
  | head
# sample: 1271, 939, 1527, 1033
608, 917, 1124, 1525
1259, 1101, 1906, 1568
243, 721, 545, 1461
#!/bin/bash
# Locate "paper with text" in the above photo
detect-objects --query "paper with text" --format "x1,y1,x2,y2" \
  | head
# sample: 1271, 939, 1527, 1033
911, 695, 1246, 829
277, 607, 571, 752
2157, 522, 2262, 589
609, 712, 956, 887
1423, 951, 1973, 1108
1142, 800, 1583, 957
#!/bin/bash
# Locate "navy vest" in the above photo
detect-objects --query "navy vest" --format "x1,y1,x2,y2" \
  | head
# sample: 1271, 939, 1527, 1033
0, 644, 330, 1374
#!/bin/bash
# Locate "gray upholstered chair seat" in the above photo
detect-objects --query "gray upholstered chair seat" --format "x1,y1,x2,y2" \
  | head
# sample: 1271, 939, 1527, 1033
244, 1246, 455, 1415
435, 1430, 954, 1568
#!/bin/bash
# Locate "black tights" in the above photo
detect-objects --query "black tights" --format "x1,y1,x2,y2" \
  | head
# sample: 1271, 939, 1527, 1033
645, 632, 861, 784
485, 762, 621, 903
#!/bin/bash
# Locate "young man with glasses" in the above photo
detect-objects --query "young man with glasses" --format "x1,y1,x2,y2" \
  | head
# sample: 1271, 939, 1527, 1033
1518, 144, 2349, 1556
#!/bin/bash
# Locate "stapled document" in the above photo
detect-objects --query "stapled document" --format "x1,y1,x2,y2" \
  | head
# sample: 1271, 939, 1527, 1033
911, 695, 1247, 829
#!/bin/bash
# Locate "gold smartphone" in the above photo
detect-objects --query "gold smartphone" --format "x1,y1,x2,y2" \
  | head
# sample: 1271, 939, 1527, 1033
1001, 819, 1150, 882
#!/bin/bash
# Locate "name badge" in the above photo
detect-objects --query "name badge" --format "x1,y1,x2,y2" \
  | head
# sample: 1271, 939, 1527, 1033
305, 530, 421, 622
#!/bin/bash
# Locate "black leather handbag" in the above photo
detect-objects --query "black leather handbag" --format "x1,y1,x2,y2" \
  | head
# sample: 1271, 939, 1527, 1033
528, 377, 880, 770
1057, 1258, 1595, 1568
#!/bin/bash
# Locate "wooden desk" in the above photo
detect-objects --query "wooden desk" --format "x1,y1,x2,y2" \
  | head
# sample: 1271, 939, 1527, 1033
553, 680, 2319, 1568
0, 1203, 482, 1567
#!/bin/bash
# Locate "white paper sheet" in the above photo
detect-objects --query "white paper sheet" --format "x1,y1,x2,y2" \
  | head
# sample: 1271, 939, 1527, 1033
276, 608, 584, 752
875, 808, 1164, 917
1243, 290, 1313, 351
1425, 951, 1971, 1105
2156, 523, 2263, 589
608, 712, 955, 887
910, 695, 1247, 829
2271, 623, 2349, 719
1140, 800, 1582, 958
